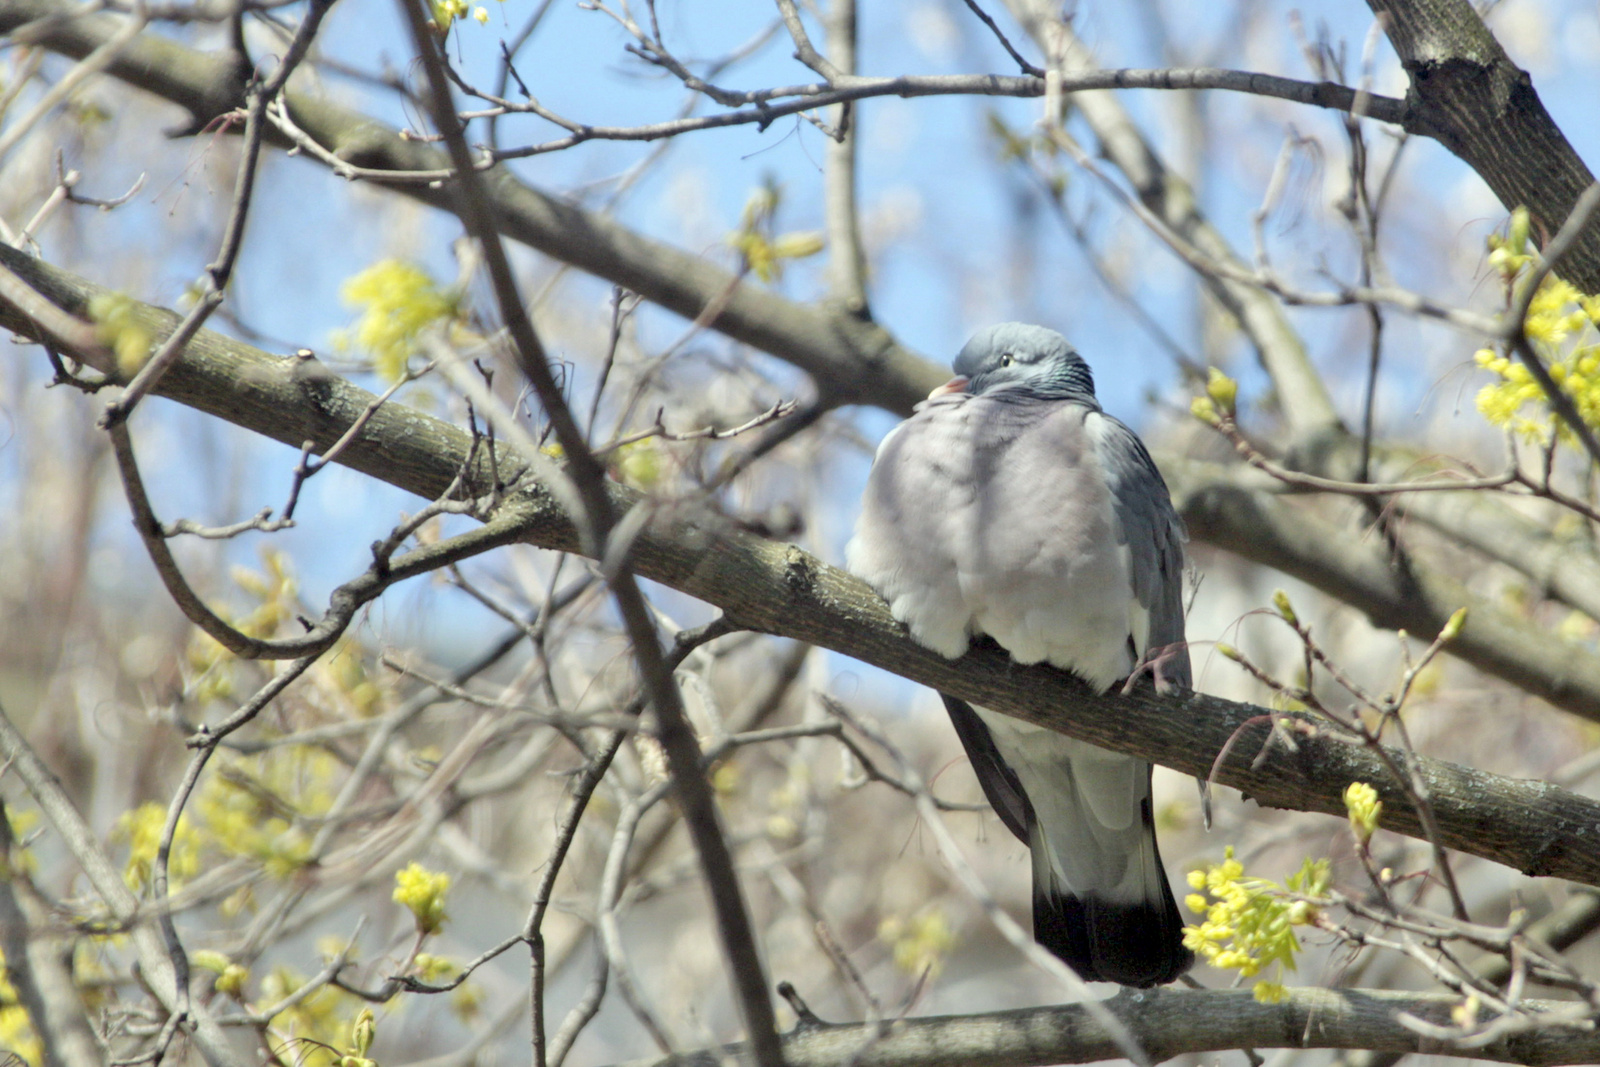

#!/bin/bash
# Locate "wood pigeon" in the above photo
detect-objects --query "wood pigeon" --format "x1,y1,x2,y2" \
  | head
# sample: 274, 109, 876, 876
846, 323, 1193, 988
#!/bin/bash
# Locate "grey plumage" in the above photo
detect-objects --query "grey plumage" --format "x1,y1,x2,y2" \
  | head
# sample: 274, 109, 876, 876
847, 323, 1192, 987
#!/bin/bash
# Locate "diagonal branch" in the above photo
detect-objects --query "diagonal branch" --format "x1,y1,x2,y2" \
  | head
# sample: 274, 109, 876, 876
1367, 0, 1600, 293
1162, 455, 1600, 721
1005, 0, 1343, 442
4, 246, 1600, 891
0, 0, 1428, 422
0, 0, 944, 414
396, 6, 783, 1063
614, 986, 1600, 1067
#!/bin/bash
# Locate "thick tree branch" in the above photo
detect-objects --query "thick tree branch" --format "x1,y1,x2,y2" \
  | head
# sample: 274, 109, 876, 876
0, 0, 942, 413
1164, 456, 1600, 721
1368, 0, 1600, 293
1001, 1, 1600, 648
1293, 434, 1600, 624
4, 246, 1600, 890
0, 0, 1452, 422
617, 987, 1600, 1067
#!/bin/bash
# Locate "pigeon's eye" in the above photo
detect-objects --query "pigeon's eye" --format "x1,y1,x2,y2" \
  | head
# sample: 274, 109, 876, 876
998, 353, 1014, 367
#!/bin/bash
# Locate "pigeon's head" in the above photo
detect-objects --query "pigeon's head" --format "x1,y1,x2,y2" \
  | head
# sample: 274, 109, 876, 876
951, 323, 1097, 402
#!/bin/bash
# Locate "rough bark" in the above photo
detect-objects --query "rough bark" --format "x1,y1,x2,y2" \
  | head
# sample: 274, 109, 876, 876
1368, 0, 1600, 290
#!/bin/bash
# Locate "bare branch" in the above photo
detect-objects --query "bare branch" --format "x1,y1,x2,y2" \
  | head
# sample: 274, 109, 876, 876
822, 0, 868, 313
396, 5, 784, 1063
0, 800, 99, 1067
106, 415, 530, 660
0, 699, 247, 1067
6, 255, 1600, 888
107, 0, 333, 418
0, 5, 147, 168
618, 986, 1600, 1067
774, 0, 842, 82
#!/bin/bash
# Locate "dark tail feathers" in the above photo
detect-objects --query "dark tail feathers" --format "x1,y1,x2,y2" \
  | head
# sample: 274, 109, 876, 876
1031, 800, 1192, 988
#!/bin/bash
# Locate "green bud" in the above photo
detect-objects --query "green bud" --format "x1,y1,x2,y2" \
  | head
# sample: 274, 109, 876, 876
771, 231, 825, 260
1206, 367, 1238, 415
1344, 781, 1382, 845
1271, 589, 1297, 626
1507, 206, 1531, 258
1440, 607, 1468, 642
352, 1008, 376, 1056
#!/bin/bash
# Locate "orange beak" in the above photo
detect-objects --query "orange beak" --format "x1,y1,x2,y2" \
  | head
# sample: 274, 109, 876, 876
927, 376, 969, 399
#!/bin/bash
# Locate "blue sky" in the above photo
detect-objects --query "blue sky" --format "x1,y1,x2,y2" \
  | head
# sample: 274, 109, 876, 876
19, 0, 1600, 665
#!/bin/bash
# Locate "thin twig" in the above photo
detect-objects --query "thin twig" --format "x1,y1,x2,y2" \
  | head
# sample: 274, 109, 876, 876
107, 0, 334, 418
399, 7, 786, 1061
106, 416, 529, 660
960, 0, 1044, 76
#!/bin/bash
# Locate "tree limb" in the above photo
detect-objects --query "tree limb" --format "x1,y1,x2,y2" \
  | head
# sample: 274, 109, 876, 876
4, 245, 1600, 890
1291, 433, 1600, 624
615, 986, 1600, 1067
1005, 0, 1343, 442
0, 0, 944, 414
18, 0, 1600, 651
1367, 0, 1600, 292
1165, 455, 1600, 721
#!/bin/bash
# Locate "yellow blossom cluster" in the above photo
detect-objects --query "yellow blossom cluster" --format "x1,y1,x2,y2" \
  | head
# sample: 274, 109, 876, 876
115, 801, 202, 893
192, 746, 343, 887
413, 953, 484, 1021
1344, 781, 1383, 846
764, 764, 808, 841
727, 180, 825, 283
393, 862, 452, 935
878, 908, 956, 978
4, 808, 38, 878
257, 964, 360, 1051
430, 0, 495, 32
1183, 847, 1329, 1003
0, 951, 42, 1065
317, 637, 386, 719
86, 291, 155, 376
337, 259, 463, 382
185, 550, 299, 705
1190, 367, 1239, 426
192, 950, 250, 998
1475, 210, 1600, 446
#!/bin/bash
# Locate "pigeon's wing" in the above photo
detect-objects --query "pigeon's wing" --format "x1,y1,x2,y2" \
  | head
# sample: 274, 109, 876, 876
845, 398, 977, 660
975, 405, 1191, 986
941, 693, 1031, 844
849, 400, 1043, 846
1087, 412, 1191, 687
